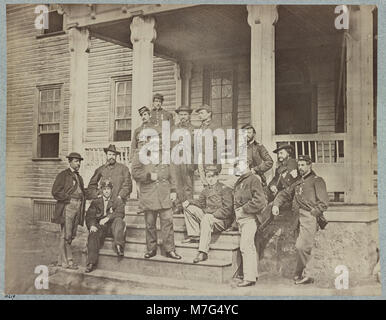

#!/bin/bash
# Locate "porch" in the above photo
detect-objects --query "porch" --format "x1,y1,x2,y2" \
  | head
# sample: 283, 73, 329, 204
59, 4, 377, 204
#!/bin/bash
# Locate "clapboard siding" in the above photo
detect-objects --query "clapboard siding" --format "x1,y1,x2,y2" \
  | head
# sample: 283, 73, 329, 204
6, 4, 71, 199
86, 36, 176, 143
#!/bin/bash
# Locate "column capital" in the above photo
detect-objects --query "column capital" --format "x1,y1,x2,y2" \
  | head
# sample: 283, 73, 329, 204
130, 15, 157, 44
247, 5, 278, 27
68, 27, 90, 53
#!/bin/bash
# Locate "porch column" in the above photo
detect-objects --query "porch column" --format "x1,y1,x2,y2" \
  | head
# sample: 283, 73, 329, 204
345, 5, 376, 204
181, 61, 193, 106
247, 5, 278, 154
130, 16, 157, 134
68, 27, 90, 154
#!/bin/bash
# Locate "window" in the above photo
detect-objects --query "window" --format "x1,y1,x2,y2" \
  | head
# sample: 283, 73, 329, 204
203, 65, 237, 129
43, 10, 63, 35
36, 85, 62, 158
112, 77, 132, 141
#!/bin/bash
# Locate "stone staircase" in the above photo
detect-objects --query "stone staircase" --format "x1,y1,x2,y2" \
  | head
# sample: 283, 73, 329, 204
82, 198, 241, 284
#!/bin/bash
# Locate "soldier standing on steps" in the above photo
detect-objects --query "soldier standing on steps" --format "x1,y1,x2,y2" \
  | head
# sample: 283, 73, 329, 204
241, 123, 273, 187
272, 155, 329, 285
171, 106, 196, 215
131, 137, 182, 260
150, 93, 174, 129
233, 157, 270, 287
181, 164, 234, 263
85, 179, 126, 273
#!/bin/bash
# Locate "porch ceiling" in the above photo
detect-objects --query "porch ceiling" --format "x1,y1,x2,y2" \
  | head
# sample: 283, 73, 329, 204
87, 4, 342, 61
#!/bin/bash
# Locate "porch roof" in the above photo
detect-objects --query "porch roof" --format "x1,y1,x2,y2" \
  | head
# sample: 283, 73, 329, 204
62, 4, 343, 62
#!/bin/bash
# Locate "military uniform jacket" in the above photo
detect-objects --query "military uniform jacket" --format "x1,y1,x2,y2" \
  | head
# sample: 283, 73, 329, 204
273, 170, 329, 216
132, 152, 177, 211
268, 158, 299, 191
130, 122, 159, 160
85, 196, 125, 229
233, 171, 268, 223
150, 108, 174, 127
87, 162, 132, 201
247, 139, 273, 177
51, 168, 86, 225
171, 121, 196, 169
190, 182, 235, 228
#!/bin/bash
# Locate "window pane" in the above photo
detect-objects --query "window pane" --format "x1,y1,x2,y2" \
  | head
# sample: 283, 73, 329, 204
47, 90, 53, 102
117, 82, 125, 94
54, 89, 61, 100
222, 113, 232, 126
222, 85, 232, 98
222, 98, 233, 113
39, 133, 59, 158
211, 99, 222, 113
211, 85, 221, 99
117, 95, 126, 107
115, 130, 131, 142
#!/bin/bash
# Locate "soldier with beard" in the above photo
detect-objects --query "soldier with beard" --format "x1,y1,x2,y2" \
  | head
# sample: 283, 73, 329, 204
87, 144, 132, 203
241, 124, 273, 187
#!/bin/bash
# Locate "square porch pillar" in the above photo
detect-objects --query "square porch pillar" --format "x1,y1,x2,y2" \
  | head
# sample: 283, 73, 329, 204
68, 27, 90, 154
130, 16, 157, 134
247, 5, 278, 154
345, 6, 376, 204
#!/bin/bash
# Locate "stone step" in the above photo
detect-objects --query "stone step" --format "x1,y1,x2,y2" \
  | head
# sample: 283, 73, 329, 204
125, 224, 240, 245
91, 249, 236, 283
103, 236, 239, 262
124, 212, 186, 228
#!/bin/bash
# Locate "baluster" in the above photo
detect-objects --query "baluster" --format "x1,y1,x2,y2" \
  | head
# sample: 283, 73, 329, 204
329, 141, 332, 163
336, 140, 340, 162
322, 142, 325, 163
295, 142, 298, 158
301, 141, 305, 157
314, 141, 318, 163
308, 141, 311, 159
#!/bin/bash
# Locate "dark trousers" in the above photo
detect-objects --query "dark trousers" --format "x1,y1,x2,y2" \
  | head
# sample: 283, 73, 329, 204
87, 217, 126, 265
144, 208, 175, 253
174, 164, 194, 211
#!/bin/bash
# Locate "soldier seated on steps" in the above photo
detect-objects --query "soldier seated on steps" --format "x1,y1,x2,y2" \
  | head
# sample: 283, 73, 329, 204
181, 164, 235, 264
85, 179, 126, 273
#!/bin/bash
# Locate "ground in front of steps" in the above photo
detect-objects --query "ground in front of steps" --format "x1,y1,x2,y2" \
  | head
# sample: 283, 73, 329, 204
4, 205, 381, 297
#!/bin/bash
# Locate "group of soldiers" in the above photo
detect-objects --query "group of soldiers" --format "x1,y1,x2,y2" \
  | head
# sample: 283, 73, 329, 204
51, 93, 329, 287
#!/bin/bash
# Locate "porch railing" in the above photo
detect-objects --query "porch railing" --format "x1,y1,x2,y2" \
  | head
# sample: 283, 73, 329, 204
273, 133, 346, 194
273, 133, 345, 164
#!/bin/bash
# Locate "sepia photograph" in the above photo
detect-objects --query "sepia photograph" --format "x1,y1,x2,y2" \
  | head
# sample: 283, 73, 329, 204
3, 2, 382, 297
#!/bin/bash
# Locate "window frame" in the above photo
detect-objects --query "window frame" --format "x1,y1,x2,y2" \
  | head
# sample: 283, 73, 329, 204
35, 5, 65, 39
110, 75, 133, 142
33, 83, 64, 160
202, 63, 238, 129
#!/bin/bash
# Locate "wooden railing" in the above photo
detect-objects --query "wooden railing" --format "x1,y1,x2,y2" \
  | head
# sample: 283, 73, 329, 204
274, 133, 346, 194
274, 133, 346, 164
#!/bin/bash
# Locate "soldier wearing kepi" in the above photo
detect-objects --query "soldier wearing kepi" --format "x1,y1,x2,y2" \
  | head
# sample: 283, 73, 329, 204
87, 144, 132, 203
241, 123, 273, 186
272, 155, 329, 285
267, 143, 298, 203
51, 152, 86, 270
150, 93, 174, 128
85, 179, 126, 273
233, 157, 268, 287
181, 164, 234, 263
131, 139, 182, 260
130, 106, 157, 161
171, 106, 196, 214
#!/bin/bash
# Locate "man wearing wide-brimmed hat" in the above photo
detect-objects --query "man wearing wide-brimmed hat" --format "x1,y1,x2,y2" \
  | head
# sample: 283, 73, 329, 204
87, 144, 132, 203
51, 152, 86, 269
171, 106, 196, 214
150, 93, 174, 128
267, 142, 299, 202
181, 164, 234, 263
